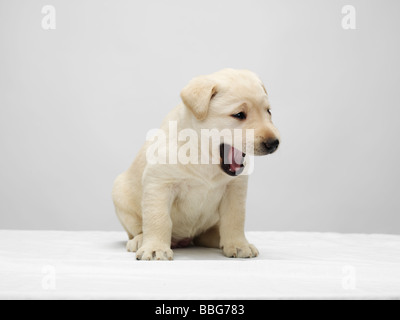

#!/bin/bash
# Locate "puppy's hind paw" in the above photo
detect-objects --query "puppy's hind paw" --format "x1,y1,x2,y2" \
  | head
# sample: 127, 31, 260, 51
126, 234, 143, 253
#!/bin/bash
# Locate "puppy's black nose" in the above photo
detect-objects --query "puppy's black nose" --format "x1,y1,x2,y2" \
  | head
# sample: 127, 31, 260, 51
264, 139, 280, 154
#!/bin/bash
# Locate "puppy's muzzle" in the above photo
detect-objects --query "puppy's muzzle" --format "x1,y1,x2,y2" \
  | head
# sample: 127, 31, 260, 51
263, 139, 280, 155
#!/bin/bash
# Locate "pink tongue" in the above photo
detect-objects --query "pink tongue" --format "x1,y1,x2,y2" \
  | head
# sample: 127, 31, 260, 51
228, 147, 244, 172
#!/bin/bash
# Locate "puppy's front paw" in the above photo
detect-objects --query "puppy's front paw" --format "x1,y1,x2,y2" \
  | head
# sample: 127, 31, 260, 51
222, 242, 259, 259
136, 243, 174, 261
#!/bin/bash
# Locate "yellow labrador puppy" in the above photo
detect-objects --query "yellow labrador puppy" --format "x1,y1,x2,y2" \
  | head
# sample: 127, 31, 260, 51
112, 69, 280, 260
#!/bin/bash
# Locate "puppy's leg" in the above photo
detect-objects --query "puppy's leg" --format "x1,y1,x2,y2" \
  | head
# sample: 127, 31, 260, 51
113, 172, 144, 250
219, 176, 259, 258
115, 207, 144, 252
194, 225, 220, 249
136, 183, 175, 261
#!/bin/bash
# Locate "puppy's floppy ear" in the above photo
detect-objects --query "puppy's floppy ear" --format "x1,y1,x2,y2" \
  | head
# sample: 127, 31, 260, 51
180, 76, 217, 121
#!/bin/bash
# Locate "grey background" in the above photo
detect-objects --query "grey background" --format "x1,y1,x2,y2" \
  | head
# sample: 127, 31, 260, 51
1, 0, 399, 234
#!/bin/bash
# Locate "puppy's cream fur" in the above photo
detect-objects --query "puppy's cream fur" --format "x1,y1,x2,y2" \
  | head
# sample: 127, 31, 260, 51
112, 69, 280, 260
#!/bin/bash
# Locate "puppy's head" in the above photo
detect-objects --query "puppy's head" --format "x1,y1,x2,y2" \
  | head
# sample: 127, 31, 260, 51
181, 68, 280, 176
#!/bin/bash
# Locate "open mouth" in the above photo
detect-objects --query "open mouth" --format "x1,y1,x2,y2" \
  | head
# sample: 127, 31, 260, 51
220, 143, 246, 177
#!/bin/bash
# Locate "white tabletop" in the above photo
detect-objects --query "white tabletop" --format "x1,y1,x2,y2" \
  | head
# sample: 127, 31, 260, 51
1, 230, 399, 300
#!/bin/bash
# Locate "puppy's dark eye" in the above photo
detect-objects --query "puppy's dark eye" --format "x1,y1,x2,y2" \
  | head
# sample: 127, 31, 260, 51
232, 112, 247, 120
267, 109, 272, 115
